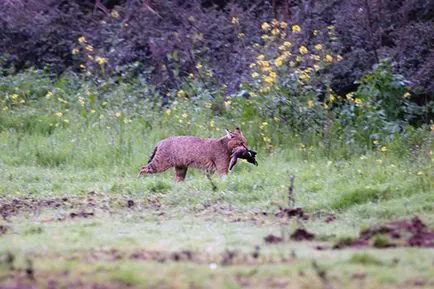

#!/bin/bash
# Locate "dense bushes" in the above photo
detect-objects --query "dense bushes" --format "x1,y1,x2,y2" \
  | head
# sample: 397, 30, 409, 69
1, 0, 433, 99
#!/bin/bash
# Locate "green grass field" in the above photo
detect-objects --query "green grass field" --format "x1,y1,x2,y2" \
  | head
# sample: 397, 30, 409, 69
0, 123, 433, 289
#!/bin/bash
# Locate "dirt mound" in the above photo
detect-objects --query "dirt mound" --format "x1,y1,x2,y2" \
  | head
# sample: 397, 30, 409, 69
290, 229, 315, 241
0, 192, 160, 221
264, 234, 283, 243
334, 216, 434, 249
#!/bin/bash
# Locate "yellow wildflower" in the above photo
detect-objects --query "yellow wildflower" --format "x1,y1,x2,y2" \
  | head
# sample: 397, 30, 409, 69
115, 112, 121, 118
308, 100, 314, 108
78, 96, 85, 106
99, 114, 104, 120
259, 60, 270, 67
354, 98, 361, 104
238, 32, 245, 39
263, 76, 274, 84
373, 140, 379, 145
274, 57, 283, 67
404, 92, 411, 98
263, 136, 271, 143
313, 64, 320, 71
299, 72, 310, 81
111, 10, 119, 18
182, 113, 188, 119
282, 51, 291, 58
337, 55, 343, 61
55, 112, 63, 117
196, 63, 203, 69
325, 54, 333, 62
63, 119, 70, 124
292, 24, 301, 32
271, 28, 280, 35
261, 34, 269, 40
311, 54, 320, 61
72, 48, 79, 55
10, 94, 18, 100
299, 45, 308, 54
327, 25, 335, 30
188, 73, 194, 79
329, 94, 336, 102
164, 109, 171, 116
280, 21, 288, 29
78, 36, 86, 43
249, 63, 256, 68
95, 56, 107, 65
283, 41, 292, 47
176, 90, 186, 98
85, 45, 93, 52
271, 19, 278, 26
90, 109, 96, 113
46, 91, 54, 98
379, 146, 387, 152
313, 29, 319, 36
20, 99, 25, 104
257, 54, 265, 61
224, 100, 231, 108
210, 120, 215, 128
231, 16, 239, 25
314, 44, 323, 50
80, 64, 86, 69
261, 22, 270, 30
269, 71, 277, 78
251, 72, 259, 78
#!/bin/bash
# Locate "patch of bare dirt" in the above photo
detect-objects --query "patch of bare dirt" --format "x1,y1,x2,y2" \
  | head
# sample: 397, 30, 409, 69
0, 224, 9, 235
0, 270, 131, 289
28, 247, 293, 267
290, 229, 315, 241
70, 211, 94, 219
334, 216, 434, 249
274, 207, 336, 223
264, 234, 283, 244
0, 192, 166, 222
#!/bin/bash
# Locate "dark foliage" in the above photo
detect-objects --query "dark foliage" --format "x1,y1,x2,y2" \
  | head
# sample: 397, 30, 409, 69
0, 0, 433, 100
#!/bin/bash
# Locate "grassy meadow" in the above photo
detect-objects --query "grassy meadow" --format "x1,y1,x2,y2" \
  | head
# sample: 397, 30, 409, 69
0, 109, 433, 288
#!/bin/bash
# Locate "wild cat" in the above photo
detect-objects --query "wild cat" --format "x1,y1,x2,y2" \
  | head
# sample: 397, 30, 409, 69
138, 127, 255, 181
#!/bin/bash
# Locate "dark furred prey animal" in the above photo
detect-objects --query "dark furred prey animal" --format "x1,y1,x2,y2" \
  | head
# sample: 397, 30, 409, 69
229, 147, 258, 171
138, 128, 257, 182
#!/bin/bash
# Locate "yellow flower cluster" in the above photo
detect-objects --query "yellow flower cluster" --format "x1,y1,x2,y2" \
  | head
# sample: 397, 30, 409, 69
111, 10, 119, 18
95, 56, 107, 65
